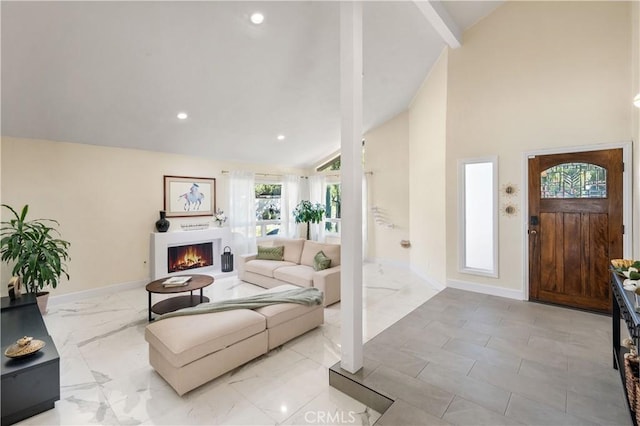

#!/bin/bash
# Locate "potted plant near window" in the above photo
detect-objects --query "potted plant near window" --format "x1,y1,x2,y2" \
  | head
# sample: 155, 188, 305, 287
293, 200, 325, 240
0, 204, 71, 313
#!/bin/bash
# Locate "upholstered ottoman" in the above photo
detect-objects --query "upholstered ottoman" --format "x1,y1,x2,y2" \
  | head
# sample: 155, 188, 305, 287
145, 285, 324, 395
257, 299, 324, 350
145, 309, 268, 396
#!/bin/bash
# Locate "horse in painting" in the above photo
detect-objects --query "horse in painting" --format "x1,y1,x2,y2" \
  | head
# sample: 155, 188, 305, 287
178, 183, 205, 211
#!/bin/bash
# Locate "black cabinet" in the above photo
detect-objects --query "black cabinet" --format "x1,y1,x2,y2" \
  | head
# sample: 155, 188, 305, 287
611, 271, 639, 425
1, 295, 60, 426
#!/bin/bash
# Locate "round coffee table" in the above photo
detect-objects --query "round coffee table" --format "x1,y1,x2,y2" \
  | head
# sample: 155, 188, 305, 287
146, 274, 214, 321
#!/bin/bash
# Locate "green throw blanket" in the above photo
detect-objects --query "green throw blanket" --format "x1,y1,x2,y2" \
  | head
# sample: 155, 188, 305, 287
157, 287, 323, 320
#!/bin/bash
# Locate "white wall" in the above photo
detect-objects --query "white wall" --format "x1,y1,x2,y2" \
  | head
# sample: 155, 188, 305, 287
363, 111, 410, 264
408, 49, 448, 287
0, 137, 304, 296
445, 1, 633, 292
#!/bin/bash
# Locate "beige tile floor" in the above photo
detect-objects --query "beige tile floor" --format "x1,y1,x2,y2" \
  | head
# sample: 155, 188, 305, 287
17, 262, 439, 425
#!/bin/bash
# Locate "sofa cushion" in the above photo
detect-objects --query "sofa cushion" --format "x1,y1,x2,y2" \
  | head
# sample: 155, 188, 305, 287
273, 265, 314, 288
263, 284, 300, 293
145, 309, 266, 368
300, 241, 341, 267
273, 238, 305, 264
256, 245, 284, 261
245, 259, 296, 277
313, 251, 332, 271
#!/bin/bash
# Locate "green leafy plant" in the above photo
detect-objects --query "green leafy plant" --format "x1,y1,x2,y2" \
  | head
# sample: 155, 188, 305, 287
0, 204, 70, 294
293, 200, 325, 240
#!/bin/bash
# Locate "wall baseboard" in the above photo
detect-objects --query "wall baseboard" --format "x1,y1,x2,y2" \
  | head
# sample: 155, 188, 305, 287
48, 278, 150, 306
364, 257, 410, 270
49, 271, 523, 307
446, 278, 524, 300
364, 257, 445, 291
409, 265, 445, 291
48, 270, 240, 306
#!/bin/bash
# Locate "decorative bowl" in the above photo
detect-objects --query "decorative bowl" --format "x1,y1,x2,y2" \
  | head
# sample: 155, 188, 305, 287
4, 335, 45, 358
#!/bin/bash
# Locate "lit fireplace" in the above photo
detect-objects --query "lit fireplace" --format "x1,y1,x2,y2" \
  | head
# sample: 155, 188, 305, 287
168, 242, 213, 273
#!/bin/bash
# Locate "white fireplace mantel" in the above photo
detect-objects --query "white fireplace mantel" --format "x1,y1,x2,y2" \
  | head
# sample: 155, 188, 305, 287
150, 228, 232, 280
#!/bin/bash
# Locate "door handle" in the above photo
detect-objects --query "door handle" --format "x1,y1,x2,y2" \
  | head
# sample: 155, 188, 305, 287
529, 230, 537, 235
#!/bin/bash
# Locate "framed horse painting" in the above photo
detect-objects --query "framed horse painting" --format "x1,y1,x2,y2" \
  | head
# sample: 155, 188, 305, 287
163, 175, 216, 217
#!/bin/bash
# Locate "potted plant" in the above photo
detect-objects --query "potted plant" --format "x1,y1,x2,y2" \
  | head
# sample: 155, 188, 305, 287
293, 200, 325, 240
0, 204, 71, 313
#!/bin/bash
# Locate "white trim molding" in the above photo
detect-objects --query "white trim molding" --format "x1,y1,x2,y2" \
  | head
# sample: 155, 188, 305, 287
447, 278, 525, 301
365, 257, 410, 270
365, 258, 445, 291
48, 278, 149, 307
410, 265, 446, 291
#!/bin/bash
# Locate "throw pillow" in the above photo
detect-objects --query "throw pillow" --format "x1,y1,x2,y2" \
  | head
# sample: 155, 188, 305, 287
313, 251, 332, 271
256, 245, 285, 261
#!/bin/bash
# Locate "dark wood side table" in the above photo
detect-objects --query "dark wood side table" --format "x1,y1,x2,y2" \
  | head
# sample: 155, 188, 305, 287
146, 274, 214, 321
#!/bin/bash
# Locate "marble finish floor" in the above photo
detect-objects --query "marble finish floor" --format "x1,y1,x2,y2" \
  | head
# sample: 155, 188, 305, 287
331, 287, 632, 426
17, 263, 439, 425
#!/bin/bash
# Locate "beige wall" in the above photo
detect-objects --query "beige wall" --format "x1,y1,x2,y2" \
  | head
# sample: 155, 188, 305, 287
446, 1, 633, 291
0, 137, 303, 296
633, 0, 640, 258
408, 49, 448, 286
363, 111, 410, 264
3, 2, 635, 299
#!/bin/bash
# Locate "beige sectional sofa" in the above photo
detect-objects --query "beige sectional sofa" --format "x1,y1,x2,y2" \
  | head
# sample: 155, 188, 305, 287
237, 238, 341, 306
145, 285, 323, 395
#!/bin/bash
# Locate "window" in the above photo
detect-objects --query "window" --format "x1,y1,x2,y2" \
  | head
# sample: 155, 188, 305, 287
255, 183, 281, 237
325, 183, 341, 234
541, 162, 607, 199
315, 141, 364, 173
458, 157, 498, 277
317, 156, 341, 172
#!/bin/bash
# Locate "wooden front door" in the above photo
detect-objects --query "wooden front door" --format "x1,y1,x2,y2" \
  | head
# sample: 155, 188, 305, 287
528, 149, 623, 313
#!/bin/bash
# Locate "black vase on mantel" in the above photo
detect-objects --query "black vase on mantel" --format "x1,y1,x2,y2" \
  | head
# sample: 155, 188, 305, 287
155, 210, 170, 232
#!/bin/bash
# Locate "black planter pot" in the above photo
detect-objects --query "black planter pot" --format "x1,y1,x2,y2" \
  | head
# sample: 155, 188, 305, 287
155, 210, 170, 232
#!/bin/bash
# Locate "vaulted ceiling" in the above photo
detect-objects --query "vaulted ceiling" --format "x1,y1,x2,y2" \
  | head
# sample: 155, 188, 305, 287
1, 1, 500, 168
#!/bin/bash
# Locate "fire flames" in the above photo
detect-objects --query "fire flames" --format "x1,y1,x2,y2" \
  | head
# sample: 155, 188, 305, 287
168, 244, 213, 272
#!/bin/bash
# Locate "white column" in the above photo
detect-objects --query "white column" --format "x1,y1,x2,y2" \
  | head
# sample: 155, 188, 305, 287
340, 1, 363, 374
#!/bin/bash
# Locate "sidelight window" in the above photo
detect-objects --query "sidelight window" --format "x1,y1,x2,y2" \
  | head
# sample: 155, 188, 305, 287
541, 163, 607, 199
458, 156, 498, 277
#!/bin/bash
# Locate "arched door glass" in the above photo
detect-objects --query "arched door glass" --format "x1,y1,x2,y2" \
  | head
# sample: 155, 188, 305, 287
541, 163, 607, 199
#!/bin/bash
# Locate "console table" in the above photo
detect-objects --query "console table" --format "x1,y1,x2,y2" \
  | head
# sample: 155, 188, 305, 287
611, 270, 639, 425
1, 295, 60, 426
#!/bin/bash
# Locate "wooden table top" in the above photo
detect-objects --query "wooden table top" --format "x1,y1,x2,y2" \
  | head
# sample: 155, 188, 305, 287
145, 274, 214, 294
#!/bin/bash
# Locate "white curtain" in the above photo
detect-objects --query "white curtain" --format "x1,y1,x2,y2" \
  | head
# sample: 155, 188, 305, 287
281, 174, 301, 238
228, 171, 256, 255
308, 175, 326, 241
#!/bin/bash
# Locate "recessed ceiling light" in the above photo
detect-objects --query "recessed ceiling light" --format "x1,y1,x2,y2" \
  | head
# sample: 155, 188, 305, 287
277, 134, 285, 141
177, 112, 188, 120
250, 12, 264, 25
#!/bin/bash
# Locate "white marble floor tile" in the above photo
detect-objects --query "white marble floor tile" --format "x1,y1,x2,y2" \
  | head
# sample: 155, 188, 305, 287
285, 325, 342, 368
281, 387, 381, 426
20, 383, 119, 425
16, 263, 438, 426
